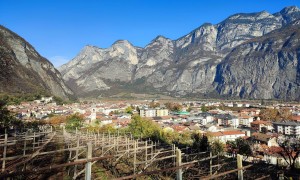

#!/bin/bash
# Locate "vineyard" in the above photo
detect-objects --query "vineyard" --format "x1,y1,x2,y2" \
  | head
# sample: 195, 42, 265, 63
0, 126, 294, 179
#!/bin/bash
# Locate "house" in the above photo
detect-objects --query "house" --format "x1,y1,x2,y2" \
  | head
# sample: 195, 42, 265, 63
140, 108, 169, 117
99, 117, 113, 125
210, 130, 245, 143
240, 108, 261, 117
113, 118, 131, 127
188, 125, 201, 131
190, 112, 214, 125
102, 108, 119, 115
239, 115, 254, 127
171, 125, 189, 133
251, 120, 273, 132
140, 109, 155, 117
156, 109, 169, 116
273, 121, 300, 136
251, 133, 279, 147
216, 114, 239, 128
41, 96, 53, 103
204, 124, 218, 132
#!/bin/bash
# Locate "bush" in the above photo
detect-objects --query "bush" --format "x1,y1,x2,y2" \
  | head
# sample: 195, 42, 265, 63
65, 113, 84, 131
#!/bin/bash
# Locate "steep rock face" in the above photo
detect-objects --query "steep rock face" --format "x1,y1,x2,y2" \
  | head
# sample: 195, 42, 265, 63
59, 6, 300, 99
274, 6, 300, 25
175, 23, 219, 61
215, 22, 300, 100
216, 11, 282, 53
0, 26, 73, 99
135, 36, 174, 80
59, 40, 140, 96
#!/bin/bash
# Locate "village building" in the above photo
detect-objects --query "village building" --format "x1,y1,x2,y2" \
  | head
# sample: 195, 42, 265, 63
273, 121, 300, 137
210, 130, 246, 143
250, 120, 273, 132
140, 108, 169, 117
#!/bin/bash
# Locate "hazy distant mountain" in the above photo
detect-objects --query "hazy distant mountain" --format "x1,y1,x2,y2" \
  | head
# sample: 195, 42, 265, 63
0, 25, 74, 99
59, 6, 300, 100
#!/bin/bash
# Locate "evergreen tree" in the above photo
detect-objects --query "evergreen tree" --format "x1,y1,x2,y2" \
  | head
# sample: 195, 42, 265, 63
0, 100, 21, 131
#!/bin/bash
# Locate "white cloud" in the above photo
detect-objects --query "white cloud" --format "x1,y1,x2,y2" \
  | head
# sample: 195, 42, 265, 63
48, 56, 70, 68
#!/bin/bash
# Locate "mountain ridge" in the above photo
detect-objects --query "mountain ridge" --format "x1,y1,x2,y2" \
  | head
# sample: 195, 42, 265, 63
59, 6, 300, 100
0, 25, 74, 100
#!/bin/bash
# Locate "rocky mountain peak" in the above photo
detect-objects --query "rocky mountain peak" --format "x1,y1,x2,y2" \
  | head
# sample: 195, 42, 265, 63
224, 10, 274, 23
112, 40, 134, 48
153, 35, 170, 42
280, 6, 300, 15
256, 11, 273, 19
79, 45, 101, 55
146, 35, 173, 49
275, 6, 300, 25
108, 39, 138, 65
58, 6, 300, 100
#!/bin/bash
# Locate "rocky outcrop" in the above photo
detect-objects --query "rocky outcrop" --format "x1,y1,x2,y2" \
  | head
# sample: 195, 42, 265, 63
215, 21, 300, 100
59, 6, 300, 100
0, 25, 74, 99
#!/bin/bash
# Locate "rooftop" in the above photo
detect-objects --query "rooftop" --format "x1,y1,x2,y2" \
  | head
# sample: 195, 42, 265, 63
273, 121, 300, 126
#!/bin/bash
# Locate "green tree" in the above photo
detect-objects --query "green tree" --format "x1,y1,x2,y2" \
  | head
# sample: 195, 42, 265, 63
236, 138, 252, 157
163, 131, 179, 144
201, 105, 208, 112
53, 96, 65, 105
0, 100, 13, 130
178, 132, 193, 146
125, 106, 133, 114
226, 138, 252, 158
192, 133, 209, 152
109, 110, 120, 116
65, 113, 84, 131
24, 121, 44, 131
128, 115, 160, 139
136, 106, 140, 113
210, 140, 225, 155
100, 124, 116, 133
0, 100, 22, 131
226, 140, 237, 155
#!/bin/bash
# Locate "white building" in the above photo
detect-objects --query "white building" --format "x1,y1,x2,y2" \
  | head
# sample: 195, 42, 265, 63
140, 108, 169, 117
273, 121, 300, 136
210, 130, 246, 143
239, 115, 254, 127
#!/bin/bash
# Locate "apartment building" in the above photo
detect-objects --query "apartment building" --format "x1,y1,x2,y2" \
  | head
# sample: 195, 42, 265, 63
140, 108, 169, 117
273, 121, 300, 136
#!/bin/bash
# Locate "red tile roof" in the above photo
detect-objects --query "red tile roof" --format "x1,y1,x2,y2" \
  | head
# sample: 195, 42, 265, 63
291, 115, 300, 121
211, 130, 245, 137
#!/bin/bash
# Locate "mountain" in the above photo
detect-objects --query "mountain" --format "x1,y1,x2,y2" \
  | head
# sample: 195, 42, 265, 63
215, 20, 300, 100
59, 6, 300, 100
0, 25, 74, 99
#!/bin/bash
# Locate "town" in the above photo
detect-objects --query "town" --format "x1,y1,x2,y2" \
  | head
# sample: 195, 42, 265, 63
6, 96, 300, 172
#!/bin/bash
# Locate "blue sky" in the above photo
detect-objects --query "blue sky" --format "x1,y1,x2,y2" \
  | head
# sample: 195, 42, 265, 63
1, 0, 300, 67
